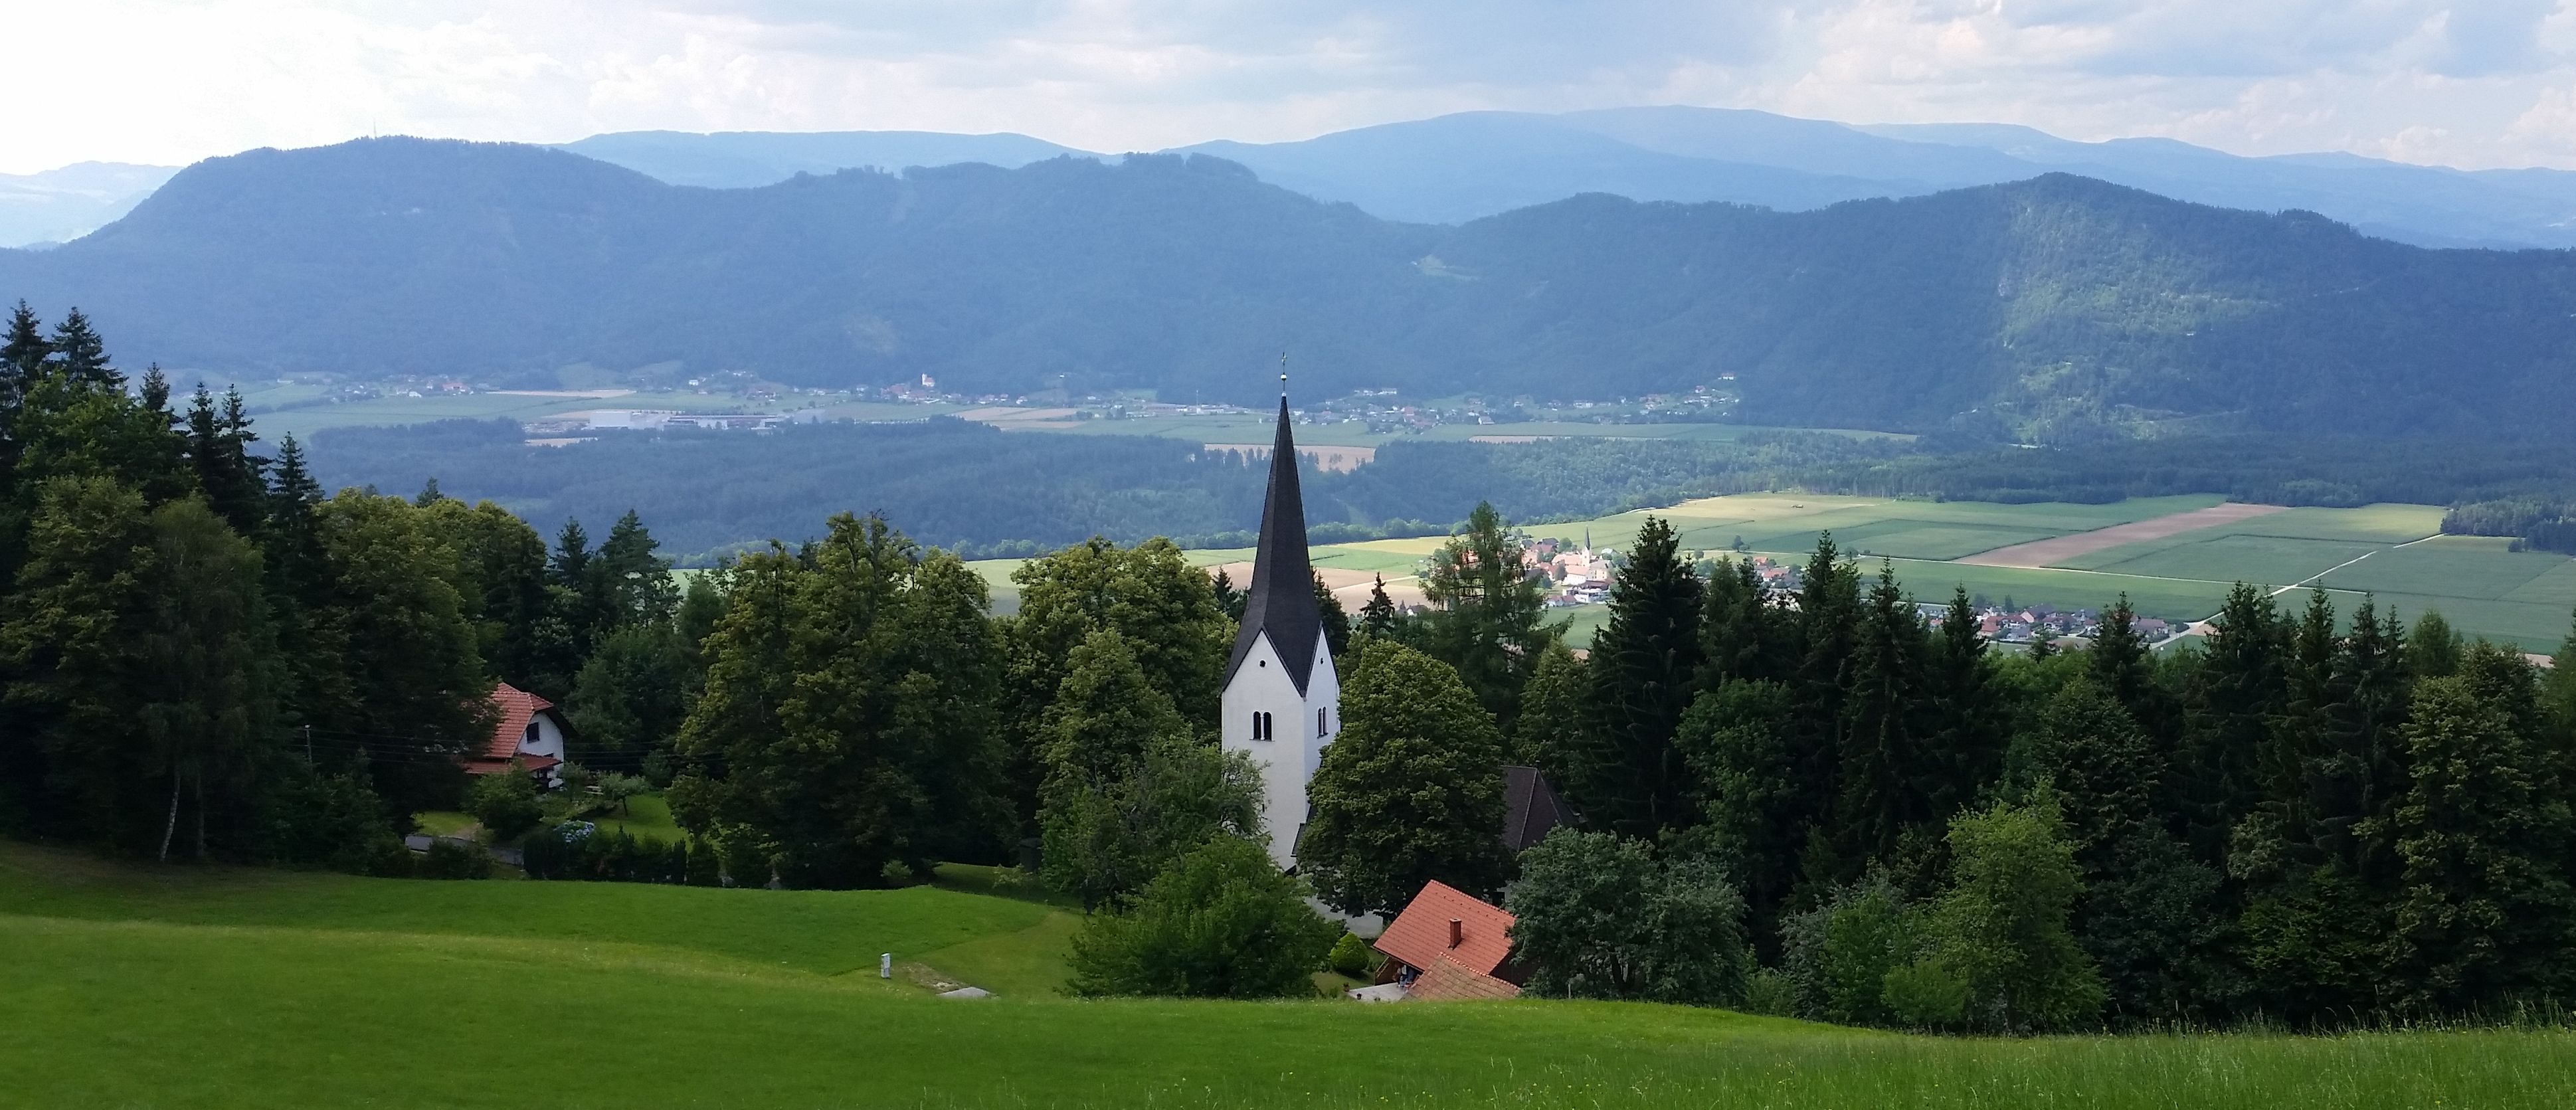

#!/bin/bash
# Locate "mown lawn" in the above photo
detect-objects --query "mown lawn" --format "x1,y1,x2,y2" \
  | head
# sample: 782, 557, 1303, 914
7, 843, 2575, 1108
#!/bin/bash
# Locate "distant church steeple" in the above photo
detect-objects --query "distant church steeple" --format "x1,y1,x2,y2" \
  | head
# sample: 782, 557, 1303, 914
1220, 367, 1341, 870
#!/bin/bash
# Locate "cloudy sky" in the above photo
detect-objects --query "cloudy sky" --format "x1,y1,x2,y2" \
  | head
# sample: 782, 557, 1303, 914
9, 0, 2576, 174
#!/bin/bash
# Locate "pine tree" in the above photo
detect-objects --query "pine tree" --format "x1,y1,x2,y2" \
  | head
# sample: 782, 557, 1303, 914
1583, 516, 1705, 837
1356, 573, 1398, 639
598, 509, 679, 628
2405, 609, 2462, 680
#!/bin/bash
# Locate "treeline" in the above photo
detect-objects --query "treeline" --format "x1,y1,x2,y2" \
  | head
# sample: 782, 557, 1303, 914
1335, 513, 2576, 1029
306, 418, 1897, 562
2442, 498, 2576, 555
0, 306, 703, 866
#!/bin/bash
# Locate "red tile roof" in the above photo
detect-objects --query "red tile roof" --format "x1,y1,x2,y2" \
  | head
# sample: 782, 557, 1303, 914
464, 683, 553, 775
1404, 952, 1523, 1002
1374, 880, 1516, 980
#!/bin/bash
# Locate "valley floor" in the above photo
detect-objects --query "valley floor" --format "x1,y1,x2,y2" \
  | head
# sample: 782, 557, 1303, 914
3, 842, 2569, 1109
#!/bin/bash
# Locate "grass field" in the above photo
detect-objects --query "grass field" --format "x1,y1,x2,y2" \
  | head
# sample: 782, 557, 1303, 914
5, 842, 2572, 1109
981, 493, 2573, 651
967, 411, 1912, 448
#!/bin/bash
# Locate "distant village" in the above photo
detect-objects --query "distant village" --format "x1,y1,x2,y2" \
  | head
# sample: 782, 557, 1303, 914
1524, 536, 2173, 647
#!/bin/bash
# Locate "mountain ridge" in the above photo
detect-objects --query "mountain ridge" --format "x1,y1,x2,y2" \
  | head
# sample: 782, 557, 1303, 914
3, 136, 2572, 442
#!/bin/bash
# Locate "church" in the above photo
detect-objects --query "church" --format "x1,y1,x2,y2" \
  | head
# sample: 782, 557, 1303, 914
1220, 380, 1340, 870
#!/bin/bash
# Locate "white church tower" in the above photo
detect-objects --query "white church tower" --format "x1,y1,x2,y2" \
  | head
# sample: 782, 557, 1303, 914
1221, 378, 1340, 871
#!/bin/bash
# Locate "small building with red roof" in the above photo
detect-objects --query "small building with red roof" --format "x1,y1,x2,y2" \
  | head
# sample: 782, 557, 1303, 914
1362, 879, 1527, 1002
464, 682, 569, 787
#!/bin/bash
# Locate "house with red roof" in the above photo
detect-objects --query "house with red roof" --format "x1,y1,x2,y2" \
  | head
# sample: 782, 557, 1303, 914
463, 682, 569, 787
1357, 880, 1528, 1002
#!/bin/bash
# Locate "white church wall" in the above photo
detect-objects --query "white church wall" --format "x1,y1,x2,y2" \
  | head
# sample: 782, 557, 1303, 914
1220, 628, 1334, 871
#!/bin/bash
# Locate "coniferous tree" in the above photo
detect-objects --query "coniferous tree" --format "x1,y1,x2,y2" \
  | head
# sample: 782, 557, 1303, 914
183, 385, 268, 535
1512, 640, 1592, 788
597, 509, 680, 628
2405, 609, 2462, 680
2180, 584, 2287, 861
1925, 585, 2005, 820
1418, 501, 1555, 730
2379, 650, 2576, 1013
1786, 533, 1861, 895
1356, 573, 1398, 640
48, 309, 114, 387
1582, 516, 1704, 837
1699, 555, 1791, 689
1833, 562, 1935, 869
1678, 677, 1800, 957
1210, 566, 1245, 621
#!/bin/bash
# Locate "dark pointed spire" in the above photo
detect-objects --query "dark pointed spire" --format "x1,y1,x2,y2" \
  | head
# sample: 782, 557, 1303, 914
1225, 389, 1324, 694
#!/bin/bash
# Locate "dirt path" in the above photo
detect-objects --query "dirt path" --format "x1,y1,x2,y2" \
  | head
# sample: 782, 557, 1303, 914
1955, 503, 2290, 569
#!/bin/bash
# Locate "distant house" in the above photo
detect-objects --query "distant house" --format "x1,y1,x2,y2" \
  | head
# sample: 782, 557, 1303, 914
1360, 880, 1528, 1002
463, 682, 569, 788
1500, 765, 1577, 853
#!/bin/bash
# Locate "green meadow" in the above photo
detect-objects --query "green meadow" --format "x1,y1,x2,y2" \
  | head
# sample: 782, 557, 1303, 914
1029, 493, 2573, 651
5, 842, 2570, 1109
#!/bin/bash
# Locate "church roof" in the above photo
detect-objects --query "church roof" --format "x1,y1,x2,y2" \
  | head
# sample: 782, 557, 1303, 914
1500, 765, 1579, 853
1224, 395, 1324, 695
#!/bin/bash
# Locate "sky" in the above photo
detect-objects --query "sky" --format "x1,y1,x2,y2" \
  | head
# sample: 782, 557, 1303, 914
9, 1, 2576, 175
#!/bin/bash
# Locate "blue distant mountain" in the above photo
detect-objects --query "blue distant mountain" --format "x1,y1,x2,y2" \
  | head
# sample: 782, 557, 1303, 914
551, 130, 1095, 189
9, 136, 2576, 444
0, 162, 181, 248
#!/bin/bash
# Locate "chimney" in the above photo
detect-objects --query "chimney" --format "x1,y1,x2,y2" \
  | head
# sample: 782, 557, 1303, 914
1448, 918, 1463, 949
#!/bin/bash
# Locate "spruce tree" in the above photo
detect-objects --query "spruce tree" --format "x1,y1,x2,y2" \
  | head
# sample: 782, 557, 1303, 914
1418, 501, 1554, 729
2380, 656, 2576, 1012
1583, 516, 1705, 837
1926, 585, 2004, 820
1833, 561, 1934, 868
1356, 573, 1398, 639
1699, 555, 1789, 688
183, 384, 268, 535
2179, 583, 2286, 860
2405, 609, 2462, 680
48, 308, 115, 387
1210, 567, 1245, 621
1677, 678, 1799, 957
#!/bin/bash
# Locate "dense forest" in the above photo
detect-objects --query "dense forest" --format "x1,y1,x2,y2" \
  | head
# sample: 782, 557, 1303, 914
310, 417, 2576, 561
306, 418, 1893, 561
9, 138, 2576, 440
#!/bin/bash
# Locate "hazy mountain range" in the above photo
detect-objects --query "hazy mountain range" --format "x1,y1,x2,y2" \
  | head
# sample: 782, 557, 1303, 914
21, 106, 2576, 250
5, 136, 2573, 443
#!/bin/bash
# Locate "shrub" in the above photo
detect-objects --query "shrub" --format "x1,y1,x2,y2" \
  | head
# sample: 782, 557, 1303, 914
1780, 876, 1918, 1025
1883, 959, 1970, 1030
1066, 835, 1337, 998
1327, 931, 1378, 979
684, 838, 722, 887
416, 840, 493, 879
465, 770, 545, 841
1506, 828, 1750, 1005
256, 767, 410, 876
1738, 966, 1799, 1017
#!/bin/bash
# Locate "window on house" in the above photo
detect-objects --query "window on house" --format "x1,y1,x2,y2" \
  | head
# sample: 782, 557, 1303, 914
1319, 707, 1329, 736
1252, 711, 1272, 741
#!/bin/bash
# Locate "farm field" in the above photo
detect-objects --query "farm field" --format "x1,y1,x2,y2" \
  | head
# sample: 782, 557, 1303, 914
963, 410, 1913, 448
6, 842, 2571, 1110
965, 494, 2573, 650
237, 388, 838, 442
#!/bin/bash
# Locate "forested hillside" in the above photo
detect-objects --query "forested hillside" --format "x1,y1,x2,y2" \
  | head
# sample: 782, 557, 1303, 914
7, 138, 2576, 441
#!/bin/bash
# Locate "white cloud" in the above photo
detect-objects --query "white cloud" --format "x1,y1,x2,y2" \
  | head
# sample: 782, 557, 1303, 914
7, 1, 2576, 173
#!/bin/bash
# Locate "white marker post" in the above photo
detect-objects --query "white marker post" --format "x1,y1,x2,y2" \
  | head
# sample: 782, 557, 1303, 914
880, 953, 892, 979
